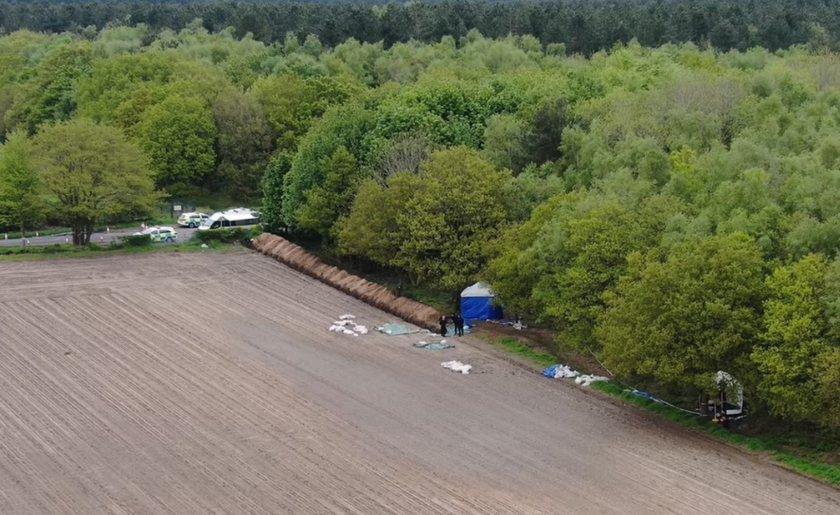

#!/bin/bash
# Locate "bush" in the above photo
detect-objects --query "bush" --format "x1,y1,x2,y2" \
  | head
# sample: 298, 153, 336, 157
121, 234, 153, 247
0, 244, 77, 256
194, 226, 262, 245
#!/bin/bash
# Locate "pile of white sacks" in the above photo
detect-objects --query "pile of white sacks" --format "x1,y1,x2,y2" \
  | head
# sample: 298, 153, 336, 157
328, 314, 369, 336
544, 364, 608, 387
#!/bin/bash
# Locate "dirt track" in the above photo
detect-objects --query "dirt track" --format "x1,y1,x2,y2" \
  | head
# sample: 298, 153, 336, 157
0, 251, 837, 514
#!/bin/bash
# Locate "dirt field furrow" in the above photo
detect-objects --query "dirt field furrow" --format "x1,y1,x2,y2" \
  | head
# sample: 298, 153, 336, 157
0, 251, 838, 514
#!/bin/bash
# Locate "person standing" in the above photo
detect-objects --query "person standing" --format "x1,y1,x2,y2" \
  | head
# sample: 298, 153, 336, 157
439, 315, 448, 337
455, 314, 464, 336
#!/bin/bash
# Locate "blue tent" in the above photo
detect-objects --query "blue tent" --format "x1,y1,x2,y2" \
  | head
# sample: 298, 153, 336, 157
460, 283, 503, 322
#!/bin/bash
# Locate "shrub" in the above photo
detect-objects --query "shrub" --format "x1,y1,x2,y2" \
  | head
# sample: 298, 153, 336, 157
121, 234, 153, 247
194, 226, 262, 245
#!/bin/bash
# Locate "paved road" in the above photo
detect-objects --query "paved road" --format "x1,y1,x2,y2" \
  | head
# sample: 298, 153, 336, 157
0, 226, 198, 247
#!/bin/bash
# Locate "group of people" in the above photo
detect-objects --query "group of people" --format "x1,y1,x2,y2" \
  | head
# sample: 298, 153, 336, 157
439, 314, 465, 337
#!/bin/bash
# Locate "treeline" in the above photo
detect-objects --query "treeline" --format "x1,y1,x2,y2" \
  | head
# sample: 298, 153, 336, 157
259, 35, 840, 432
2, 1, 840, 54
1, 23, 839, 432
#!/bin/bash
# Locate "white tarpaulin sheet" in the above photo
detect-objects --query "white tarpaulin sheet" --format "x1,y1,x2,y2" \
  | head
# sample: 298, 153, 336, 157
441, 360, 472, 374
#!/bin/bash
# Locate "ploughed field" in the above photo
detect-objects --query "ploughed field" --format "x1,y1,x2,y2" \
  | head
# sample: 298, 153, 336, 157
0, 251, 837, 514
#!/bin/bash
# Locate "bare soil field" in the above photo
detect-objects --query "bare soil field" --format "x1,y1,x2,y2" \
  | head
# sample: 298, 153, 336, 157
0, 251, 837, 514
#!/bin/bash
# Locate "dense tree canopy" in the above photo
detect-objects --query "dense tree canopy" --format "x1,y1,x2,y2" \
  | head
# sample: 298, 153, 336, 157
3, 1, 840, 56
338, 147, 510, 291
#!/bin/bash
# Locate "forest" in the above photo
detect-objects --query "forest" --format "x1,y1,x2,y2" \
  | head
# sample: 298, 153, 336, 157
2, 1, 840, 55
0, 3, 839, 433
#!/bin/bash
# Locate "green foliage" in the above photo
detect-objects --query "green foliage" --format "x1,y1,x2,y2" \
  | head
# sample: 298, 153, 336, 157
212, 90, 273, 198
501, 168, 566, 223
250, 74, 359, 153
194, 227, 259, 245
33, 119, 160, 245
482, 114, 527, 172
75, 52, 178, 123
393, 147, 509, 291
260, 152, 293, 233
121, 234, 153, 247
138, 95, 217, 191
537, 198, 665, 351
295, 146, 360, 238
489, 193, 673, 350
6, 1, 840, 57
751, 255, 840, 429
596, 234, 766, 394
281, 103, 376, 228
486, 194, 575, 319
5, 41, 93, 134
339, 147, 510, 292
0, 129, 43, 235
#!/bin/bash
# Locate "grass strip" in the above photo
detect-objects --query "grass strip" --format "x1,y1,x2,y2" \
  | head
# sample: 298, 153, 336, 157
589, 381, 839, 485
493, 337, 558, 367
775, 454, 840, 485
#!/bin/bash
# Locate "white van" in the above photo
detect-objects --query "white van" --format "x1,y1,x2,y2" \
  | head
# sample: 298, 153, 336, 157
198, 208, 260, 231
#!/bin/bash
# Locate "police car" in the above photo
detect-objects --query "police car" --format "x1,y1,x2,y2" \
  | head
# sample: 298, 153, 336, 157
177, 212, 209, 228
133, 226, 178, 242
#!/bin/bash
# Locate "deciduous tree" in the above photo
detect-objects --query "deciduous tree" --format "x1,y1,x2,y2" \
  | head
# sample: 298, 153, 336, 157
34, 120, 159, 245
138, 95, 216, 192
0, 129, 43, 240
596, 233, 765, 395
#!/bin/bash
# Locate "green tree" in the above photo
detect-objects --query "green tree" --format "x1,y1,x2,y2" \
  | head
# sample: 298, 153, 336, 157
34, 120, 159, 245
393, 147, 510, 292
280, 103, 375, 228
482, 114, 527, 172
6, 41, 93, 134
501, 167, 565, 222
0, 129, 43, 240
596, 233, 765, 394
75, 52, 178, 123
260, 152, 293, 233
813, 348, 840, 430
212, 90, 273, 198
521, 97, 569, 165
751, 255, 838, 428
337, 173, 421, 267
295, 146, 360, 238
339, 147, 510, 293
486, 193, 578, 319
138, 95, 217, 192
250, 74, 358, 152
536, 200, 662, 351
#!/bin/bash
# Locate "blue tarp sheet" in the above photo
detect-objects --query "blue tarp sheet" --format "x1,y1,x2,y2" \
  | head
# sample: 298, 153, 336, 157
460, 296, 503, 322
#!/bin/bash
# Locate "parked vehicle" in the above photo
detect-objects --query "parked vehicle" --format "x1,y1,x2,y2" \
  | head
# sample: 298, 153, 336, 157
198, 208, 260, 231
134, 226, 178, 242
708, 370, 746, 428
177, 212, 209, 228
